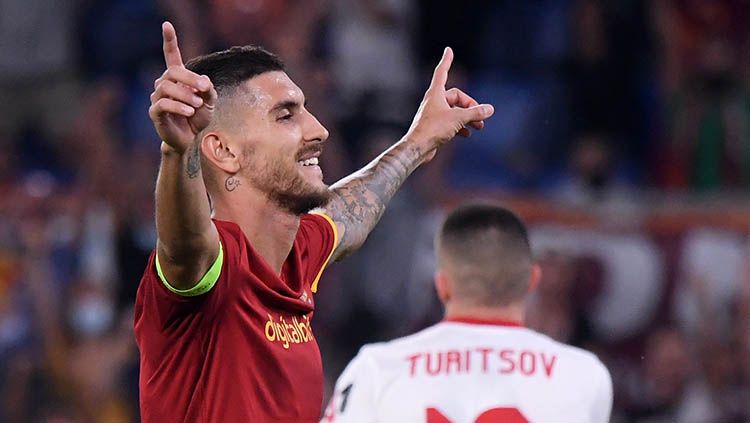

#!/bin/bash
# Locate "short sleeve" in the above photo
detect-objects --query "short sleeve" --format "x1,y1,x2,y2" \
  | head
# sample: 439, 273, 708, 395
298, 212, 339, 293
156, 242, 223, 297
136, 221, 238, 326
321, 350, 378, 423
590, 359, 613, 423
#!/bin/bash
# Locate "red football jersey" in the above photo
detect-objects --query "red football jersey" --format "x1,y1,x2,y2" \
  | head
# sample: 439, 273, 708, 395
135, 213, 338, 422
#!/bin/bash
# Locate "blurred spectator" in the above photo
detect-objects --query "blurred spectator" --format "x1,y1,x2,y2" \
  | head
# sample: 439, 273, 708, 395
549, 132, 638, 212
626, 327, 696, 422
526, 252, 581, 344
0, 0, 81, 147
675, 229, 747, 340
564, 0, 655, 167
655, 0, 750, 191
661, 36, 750, 190
530, 225, 665, 342
328, 0, 417, 125
65, 280, 135, 423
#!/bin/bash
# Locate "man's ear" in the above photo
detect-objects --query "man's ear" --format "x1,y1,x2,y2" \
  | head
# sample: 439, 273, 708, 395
528, 263, 542, 294
201, 133, 240, 174
435, 270, 451, 303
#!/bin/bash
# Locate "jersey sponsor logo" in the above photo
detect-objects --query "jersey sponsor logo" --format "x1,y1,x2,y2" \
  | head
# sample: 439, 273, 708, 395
406, 348, 557, 378
264, 313, 314, 349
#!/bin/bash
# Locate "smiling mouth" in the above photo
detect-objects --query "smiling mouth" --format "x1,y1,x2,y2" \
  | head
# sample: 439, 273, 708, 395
298, 157, 319, 167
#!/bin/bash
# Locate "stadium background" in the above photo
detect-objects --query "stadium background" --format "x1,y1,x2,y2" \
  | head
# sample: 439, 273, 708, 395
1, 0, 749, 421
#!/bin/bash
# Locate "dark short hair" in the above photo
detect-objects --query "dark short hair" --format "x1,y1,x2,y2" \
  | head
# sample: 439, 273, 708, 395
437, 203, 533, 306
186, 46, 285, 97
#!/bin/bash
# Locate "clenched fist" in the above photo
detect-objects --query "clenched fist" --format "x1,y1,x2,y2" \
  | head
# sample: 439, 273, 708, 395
405, 47, 494, 160
149, 22, 217, 154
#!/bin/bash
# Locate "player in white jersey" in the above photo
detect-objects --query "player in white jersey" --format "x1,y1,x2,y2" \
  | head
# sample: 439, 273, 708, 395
323, 203, 612, 423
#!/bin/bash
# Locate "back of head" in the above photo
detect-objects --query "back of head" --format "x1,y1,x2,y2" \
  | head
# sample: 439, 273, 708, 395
436, 203, 533, 307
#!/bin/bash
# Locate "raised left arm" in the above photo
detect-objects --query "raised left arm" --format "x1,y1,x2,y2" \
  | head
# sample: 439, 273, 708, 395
322, 136, 427, 260
319, 47, 495, 260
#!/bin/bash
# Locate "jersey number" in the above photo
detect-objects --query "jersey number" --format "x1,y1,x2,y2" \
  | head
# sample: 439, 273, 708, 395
340, 384, 353, 412
427, 406, 529, 423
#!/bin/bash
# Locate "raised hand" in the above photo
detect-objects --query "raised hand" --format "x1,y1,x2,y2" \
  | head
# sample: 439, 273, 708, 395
149, 22, 217, 154
405, 47, 494, 155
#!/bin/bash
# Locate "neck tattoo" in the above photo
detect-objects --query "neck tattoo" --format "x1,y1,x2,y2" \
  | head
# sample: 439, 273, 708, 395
225, 176, 241, 192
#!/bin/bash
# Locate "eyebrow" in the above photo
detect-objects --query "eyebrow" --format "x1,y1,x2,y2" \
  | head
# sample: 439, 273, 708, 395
269, 99, 307, 114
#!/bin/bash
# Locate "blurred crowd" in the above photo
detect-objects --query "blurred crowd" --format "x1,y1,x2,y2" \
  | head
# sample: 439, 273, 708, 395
0, 0, 749, 421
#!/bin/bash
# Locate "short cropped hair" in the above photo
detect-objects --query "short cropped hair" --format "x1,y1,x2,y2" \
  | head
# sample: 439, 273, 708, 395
186, 46, 285, 98
436, 203, 533, 307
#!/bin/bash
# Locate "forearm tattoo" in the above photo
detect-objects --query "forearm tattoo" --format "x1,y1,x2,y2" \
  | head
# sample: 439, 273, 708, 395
186, 143, 201, 179
325, 140, 427, 259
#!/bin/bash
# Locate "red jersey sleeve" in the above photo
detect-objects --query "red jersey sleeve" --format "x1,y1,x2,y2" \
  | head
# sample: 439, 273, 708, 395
297, 212, 339, 293
135, 221, 242, 326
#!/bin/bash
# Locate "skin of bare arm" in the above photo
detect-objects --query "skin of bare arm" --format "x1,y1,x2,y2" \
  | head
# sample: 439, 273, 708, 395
321, 48, 495, 260
149, 22, 219, 289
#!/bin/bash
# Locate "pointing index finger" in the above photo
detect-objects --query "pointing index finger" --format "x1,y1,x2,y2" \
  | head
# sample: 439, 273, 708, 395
162, 21, 184, 68
429, 47, 453, 91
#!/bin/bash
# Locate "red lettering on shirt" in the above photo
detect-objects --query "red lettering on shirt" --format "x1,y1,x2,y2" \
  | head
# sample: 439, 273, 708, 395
499, 349, 515, 374
519, 350, 536, 376
408, 353, 422, 377
477, 347, 492, 373
426, 352, 443, 376
541, 353, 557, 377
446, 350, 462, 374
404, 348, 559, 379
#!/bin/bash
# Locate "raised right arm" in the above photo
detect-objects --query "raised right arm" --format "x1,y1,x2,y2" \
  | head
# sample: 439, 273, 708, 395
149, 22, 219, 291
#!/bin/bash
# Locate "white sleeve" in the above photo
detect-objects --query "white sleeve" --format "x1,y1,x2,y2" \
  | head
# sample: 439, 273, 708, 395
590, 360, 613, 423
321, 350, 379, 423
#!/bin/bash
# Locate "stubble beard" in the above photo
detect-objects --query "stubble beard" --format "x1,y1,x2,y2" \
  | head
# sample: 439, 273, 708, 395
246, 154, 332, 215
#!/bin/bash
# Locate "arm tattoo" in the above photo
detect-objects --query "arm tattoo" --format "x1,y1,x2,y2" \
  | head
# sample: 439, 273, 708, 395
186, 143, 201, 179
324, 140, 427, 259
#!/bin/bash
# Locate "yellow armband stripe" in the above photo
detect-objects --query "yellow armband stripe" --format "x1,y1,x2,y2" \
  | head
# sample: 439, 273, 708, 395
309, 212, 339, 293
155, 242, 224, 297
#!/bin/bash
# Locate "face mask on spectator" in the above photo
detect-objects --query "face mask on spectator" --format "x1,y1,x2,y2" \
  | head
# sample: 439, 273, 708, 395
69, 296, 114, 338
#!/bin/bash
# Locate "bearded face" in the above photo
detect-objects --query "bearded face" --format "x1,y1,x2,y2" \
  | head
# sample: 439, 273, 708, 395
208, 71, 333, 215
241, 142, 332, 215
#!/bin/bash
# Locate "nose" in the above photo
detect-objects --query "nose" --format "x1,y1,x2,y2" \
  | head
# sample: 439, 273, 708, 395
303, 109, 329, 144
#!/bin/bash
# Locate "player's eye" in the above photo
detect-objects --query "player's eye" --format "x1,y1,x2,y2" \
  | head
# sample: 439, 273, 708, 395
277, 110, 293, 122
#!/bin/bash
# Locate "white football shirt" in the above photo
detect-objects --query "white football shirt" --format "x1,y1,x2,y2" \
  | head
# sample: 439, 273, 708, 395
323, 318, 612, 423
